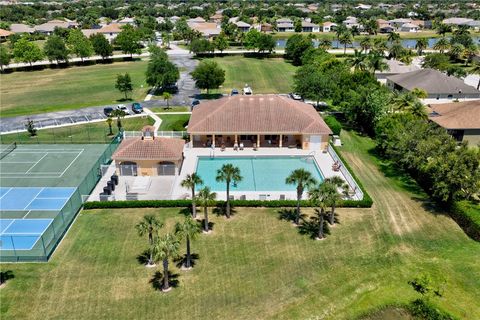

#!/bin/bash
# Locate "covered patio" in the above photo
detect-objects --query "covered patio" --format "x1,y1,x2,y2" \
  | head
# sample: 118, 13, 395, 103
191, 133, 303, 148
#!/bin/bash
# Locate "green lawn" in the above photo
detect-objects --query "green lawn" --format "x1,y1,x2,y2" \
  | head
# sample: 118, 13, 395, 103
149, 106, 190, 113
204, 56, 297, 94
0, 116, 154, 144
0, 60, 149, 118
1, 130, 479, 319
158, 114, 190, 131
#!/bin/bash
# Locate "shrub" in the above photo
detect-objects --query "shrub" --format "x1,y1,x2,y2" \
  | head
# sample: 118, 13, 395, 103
408, 299, 458, 320
324, 115, 342, 135
450, 200, 480, 241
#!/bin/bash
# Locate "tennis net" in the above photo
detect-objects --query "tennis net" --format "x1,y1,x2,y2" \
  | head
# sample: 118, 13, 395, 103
0, 142, 16, 160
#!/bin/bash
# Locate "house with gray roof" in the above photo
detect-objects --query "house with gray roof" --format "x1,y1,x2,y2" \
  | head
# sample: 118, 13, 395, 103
375, 59, 420, 80
10, 23, 35, 34
387, 69, 480, 100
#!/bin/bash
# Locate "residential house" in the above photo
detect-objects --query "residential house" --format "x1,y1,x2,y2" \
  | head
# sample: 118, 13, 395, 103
187, 95, 333, 150
400, 23, 420, 32
322, 22, 337, 32
387, 69, 480, 99
234, 21, 251, 32
379, 24, 395, 33
188, 16, 206, 24
277, 21, 295, 32
388, 18, 412, 29
187, 22, 221, 39
375, 59, 420, 80
81, 23, 122, 43
112, 126, 185, 177
0, 28, 13, 40
442, 17, 474, 26
210, 13, 223, 23
343, 17, 360, 29
301, 21, 320, 32
10, 23, 35, 34
117, 17, 135, 25
428, 100, 480, 145
169, 16, 181, 23
355, 4, 372, 10
34, 19, 78, 35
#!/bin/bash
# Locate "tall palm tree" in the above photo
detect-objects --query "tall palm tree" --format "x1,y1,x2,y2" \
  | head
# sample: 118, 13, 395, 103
136, 215, 164, 266
347, 49, 367, 71
359, 36, 372, 53
470, 61, 480, 90
410, 100, 428, 119
338, 30, 353, 55
196, 186, 217, 233
433, 37, 450, 54
181, 173, 203, 218
372, 38, 388, 56
366, 52, 389, 74
153, 233, 180, 292
391, 92, 417, 112
388, 41, 404, 60
216, 164, 242, 219
335, 24, 348, 49
323, 176, 346, 225
436, 23, 451, 37
415, 38, 428, 56
398, 49, 414, 65
318, 38, 332, 50
285, 169, 317, 225
162, 92, 172, 109
387, 32, 400, 44
449, 43, 465, 61
175, 216, 201, 269
463, 45, 478, 66
308, 183, 329, 240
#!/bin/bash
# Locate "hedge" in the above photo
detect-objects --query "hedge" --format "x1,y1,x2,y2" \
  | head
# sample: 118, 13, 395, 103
450, 200, 480, 241
323, 115, 342, 135
330, 143, 374, 208
408, 299, 458, 320
83, 198, 373, 210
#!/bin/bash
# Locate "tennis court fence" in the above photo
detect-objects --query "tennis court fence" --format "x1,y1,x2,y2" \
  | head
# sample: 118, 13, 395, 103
0, 134, 122, 262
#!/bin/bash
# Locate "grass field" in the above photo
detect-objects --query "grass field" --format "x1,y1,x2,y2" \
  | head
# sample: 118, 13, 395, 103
1, 130, 479, 319
158, 114, 190, 131
0, 60, 149, 118
204, 56, 297, 94
0, 116, 154, 144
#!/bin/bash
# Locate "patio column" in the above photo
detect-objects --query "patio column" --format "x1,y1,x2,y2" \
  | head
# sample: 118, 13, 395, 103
212, 134, 215, 146
257, 134, 260, 148
279, 134, 283, 148
190, 134, 193, 146
234, 135, 238, 144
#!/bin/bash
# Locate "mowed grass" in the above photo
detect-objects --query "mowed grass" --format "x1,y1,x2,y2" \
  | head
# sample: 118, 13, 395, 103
205, 56, 297, 94
1, 131, 479, 319
0, 115, 154, 144
0, 60, 149, 118
158, 114, 190, 131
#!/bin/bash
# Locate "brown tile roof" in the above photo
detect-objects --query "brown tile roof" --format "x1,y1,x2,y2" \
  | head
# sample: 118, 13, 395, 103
112, 137, 185, 161
0, 28, 13, 37
99, 23, 122, 33
428, 100, 480, 129
187, 95, 333, 135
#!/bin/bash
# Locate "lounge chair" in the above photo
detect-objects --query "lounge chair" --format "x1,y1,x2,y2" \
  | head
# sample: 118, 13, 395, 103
253, 143, 258, 151
233, 143, 239, 151
221, 144, 226, 151
239, 143, 244, 150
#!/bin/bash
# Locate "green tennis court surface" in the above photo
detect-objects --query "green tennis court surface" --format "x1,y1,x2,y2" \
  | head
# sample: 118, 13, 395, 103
0, 142, 120, 261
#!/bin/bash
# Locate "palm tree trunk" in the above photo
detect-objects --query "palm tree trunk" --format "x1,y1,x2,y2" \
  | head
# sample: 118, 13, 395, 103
191, 188, 197, 218
204, 207, 209, 232
318, 209, 324, 239
344, 43, 347, 55
148, 233, 153, 264
477, 78, 480, 90
329, 203, 336, 225
295, 187, 302, 225
163, 258, 169, 290
226, 182, 230, 218
186, 236, 191, 268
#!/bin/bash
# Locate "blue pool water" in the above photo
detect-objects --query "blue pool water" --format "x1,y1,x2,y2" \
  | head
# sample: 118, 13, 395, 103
196, 156, 323, 192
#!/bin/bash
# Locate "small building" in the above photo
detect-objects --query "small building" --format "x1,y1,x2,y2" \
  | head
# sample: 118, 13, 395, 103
301, 21, 320, 32
117, 17, 135, 25
322, 22, 337, 32
187, 22, 221, 39
10, 23, 35, 34
442, 17, 474, 26
400, 22, 419, 32
234, 21, 251, 32
0, 28, 13, 40
388, 18, 412, 29
387, 69, 480, 99
375, 59, 420, 80
82, 23, 122, 43
34, 19, 78, 35
188, 16, 206, 24
277, 22, 294, 32
379, 24, 395, 33
428, 100, 480, 145
187, 95, 333, 150
112, 127, 185, 176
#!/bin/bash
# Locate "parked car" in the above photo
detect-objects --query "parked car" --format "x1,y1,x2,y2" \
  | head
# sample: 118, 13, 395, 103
103, 107, 113, 116
160, 83, 178, 93
116, 104, 131, 115
231, 89, 239, 96
191, 99, 200, 109
243, 84, 252, 95
131, 102, 143, 114
289, 93, 303, 100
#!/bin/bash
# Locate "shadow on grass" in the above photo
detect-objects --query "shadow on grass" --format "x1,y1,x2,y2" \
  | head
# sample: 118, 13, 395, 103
0, 270, 15, 284
298, 212, 331, 239
150, 270, 180, 291
213, 203, 238, 217
199, 219, 215, 232
174, 253, 200, 269
277, 208, 306, 223
178, 207, 193, 217
116, 98, 134, 103
136, 249, 151, 265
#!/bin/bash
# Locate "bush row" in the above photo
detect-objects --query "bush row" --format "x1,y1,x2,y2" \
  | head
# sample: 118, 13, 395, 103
330, 143, 374, 207
408, 299, 458, 320
83, 197, 373, 210
449, 200, 480, 241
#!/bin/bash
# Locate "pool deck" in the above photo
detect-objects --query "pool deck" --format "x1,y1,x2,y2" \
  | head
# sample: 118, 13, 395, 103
171, 145, 357, 201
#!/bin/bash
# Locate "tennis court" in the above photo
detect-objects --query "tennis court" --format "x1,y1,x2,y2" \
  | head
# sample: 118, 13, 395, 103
0, 139, 121, 261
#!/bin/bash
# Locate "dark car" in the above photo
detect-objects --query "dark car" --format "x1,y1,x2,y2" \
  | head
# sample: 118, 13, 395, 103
191, 99, 200, 110
161, 83, 178, 93
131, 102, 143, 114
103, 107, 113, 116
231, 89, 239, 96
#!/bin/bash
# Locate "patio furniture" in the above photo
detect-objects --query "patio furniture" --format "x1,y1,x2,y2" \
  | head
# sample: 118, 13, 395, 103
239, 143, 244, 150
233, 143, 239, 151
253, 143, 258, 151
221, 144, 226, 151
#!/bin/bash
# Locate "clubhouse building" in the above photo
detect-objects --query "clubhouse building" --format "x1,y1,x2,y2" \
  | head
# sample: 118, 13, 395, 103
187, 95, 332, 151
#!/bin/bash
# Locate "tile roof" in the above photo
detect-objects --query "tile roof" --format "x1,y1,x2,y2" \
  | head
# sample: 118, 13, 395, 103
187, 95, 333, 135
428, 100, 480, 129
0, 28, 13, 37
10, 23, 35, 33
387, 69, 480, 95
112, 137, 185, 161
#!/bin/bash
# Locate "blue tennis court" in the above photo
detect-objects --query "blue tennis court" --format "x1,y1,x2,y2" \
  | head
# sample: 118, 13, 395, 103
0, 187, 76, 211
0, 219, 53, 250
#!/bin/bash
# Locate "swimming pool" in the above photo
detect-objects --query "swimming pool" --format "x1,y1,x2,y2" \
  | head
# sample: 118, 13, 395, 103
195, 156, 324, 192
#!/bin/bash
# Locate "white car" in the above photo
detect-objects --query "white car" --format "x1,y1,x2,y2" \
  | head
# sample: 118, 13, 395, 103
243, 84, 253, 95
116, 104, 131, 115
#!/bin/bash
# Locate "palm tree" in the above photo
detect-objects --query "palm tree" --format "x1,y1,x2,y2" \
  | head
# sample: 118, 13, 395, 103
359, 36, 372, 53
285, 169, 317, 225
175, 216, 201, 269
372, 38, 388, 56
106, 117, 113, 135
347, 49, 367, 71
136, 215, 164, 266
410, 100, 428, 119
335, 24, 348, 49
366, 52, 389, 74
181, 173, 203, 218
463, 45, 478, 66
162, 92, 172, 109
308, 183, 329, 240
470, 61, 480, 89
387, 32, 400, 43
436, 23, 451, 37
215, 164, 242, 219
412, 88, 428, 99
398, 49, 414, 65
338, 30, 353, 55
449, 43, 465, 61
453, 25, 470, 37
110, 109, 126, 132
415, 38, 428, 55
153, 233, 180, 292
196, 186, 217, 233
391, 92, 417, 112
161, 32, 171, 49
388, 41, 404, 60
323, 176, 346, 225
433, 37, 450, 54
318, 38, 332, 50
